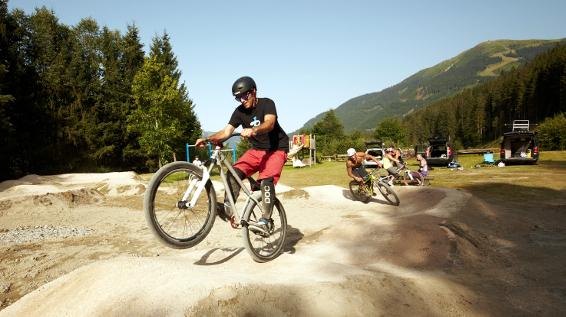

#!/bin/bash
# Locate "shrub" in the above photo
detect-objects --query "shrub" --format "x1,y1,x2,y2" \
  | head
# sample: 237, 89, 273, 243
536, 113, 566, 150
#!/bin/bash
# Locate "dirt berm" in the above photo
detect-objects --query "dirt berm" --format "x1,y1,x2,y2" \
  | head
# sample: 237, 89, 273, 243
0, 173, 565, 316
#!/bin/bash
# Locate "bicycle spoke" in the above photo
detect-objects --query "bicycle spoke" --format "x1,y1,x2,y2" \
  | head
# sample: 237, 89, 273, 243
160, 209, 184, 234
146, 162, 216, 247
243, 199, 287, 262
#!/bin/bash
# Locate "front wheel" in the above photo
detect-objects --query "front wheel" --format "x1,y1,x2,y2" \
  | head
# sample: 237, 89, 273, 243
376, 181, 400, 206
349, 180, 371, 203
242, 197, 287, 262
144, 161, 217, 249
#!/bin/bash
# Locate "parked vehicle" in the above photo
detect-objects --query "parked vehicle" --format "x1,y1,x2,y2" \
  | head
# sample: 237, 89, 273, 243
414, 143, 427, 157
363, 141, 385, 168
500, 120, 539, 164
424, 136, 455, 166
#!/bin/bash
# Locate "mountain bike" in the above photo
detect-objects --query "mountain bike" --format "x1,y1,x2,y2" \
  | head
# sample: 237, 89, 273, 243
348, 168, 400, 206
144, 134, 287, 262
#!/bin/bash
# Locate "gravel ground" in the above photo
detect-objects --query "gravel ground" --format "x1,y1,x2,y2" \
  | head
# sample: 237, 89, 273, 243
0, 226, 94, 244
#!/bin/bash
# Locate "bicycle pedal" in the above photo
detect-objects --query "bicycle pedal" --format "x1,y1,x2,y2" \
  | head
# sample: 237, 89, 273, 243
250, 228, 270, 238
229, 215, 239, 229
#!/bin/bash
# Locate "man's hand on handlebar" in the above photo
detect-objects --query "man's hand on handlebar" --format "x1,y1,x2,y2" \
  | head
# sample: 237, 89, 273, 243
240, 127, 255, 138
195, 132, 241, 147
194, 138, 208, 147
195, 137, 222, 147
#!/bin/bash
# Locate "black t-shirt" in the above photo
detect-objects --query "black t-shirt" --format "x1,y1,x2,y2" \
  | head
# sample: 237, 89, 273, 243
228, 98, 289, 151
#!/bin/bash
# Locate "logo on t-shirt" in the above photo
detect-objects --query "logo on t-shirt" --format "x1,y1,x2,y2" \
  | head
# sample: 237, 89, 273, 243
250, 116, 261, 127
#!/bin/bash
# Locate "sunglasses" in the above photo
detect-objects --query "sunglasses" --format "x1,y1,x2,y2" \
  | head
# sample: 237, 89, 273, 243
235, 91, 252, 103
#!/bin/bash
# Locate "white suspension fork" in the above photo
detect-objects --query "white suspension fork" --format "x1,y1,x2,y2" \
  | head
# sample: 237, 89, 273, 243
181, 176, 199, 202
184, 167, 211, 208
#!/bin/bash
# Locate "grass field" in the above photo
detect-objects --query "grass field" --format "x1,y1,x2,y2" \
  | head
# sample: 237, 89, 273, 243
144, 151, 566, 204
281, 151, 566, 205
283, 151, 566, 188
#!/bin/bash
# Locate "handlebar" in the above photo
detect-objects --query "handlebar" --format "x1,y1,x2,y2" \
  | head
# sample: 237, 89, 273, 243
368, 168, 382, 177
197, 133, 241, 147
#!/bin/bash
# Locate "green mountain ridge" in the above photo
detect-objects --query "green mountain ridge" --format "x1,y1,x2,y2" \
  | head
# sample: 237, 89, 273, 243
299, 39, 566, 133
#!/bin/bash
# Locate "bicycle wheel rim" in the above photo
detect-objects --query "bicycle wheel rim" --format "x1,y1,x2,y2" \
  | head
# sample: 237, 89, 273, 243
242, 199, 287, 262
146, 164, 215, 247
377, 181, 400, 206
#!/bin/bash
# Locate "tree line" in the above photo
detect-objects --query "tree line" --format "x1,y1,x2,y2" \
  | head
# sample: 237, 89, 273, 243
304, 42, 566, 157
0, 1, 201, 181
403, 43, 566, 149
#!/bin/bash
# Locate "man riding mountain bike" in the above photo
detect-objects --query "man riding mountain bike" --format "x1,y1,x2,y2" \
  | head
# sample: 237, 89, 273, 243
346, 147, 382, 183
195, 76, 289, 235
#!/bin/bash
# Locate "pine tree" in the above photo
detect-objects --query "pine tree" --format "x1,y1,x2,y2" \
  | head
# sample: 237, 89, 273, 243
0, 0, 15, 132
0, 0, 16, 179
88, 26, 124, 165
128, 34, 201, 169
120, 24, 147, 170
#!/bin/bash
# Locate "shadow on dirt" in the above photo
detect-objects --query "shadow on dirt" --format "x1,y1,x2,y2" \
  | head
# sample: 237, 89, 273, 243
333, 182, 566, 316
192, 225, 304, 265
341, 189, 392, 205
283, 225, 303, 254
185, 274, 448, 316
194, 247, 245, 265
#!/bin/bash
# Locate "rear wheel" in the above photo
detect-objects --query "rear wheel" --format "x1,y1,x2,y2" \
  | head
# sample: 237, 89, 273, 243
376, 181, 400, 206
144, 161, 217, 248
349, 180, 371, 203
242, 197, 287, 262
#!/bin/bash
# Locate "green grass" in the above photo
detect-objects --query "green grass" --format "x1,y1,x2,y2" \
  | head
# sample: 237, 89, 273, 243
280, 151, 566, 195
141, 151, 566, 204
278, 151, 566, 210
282, 162, 352, 188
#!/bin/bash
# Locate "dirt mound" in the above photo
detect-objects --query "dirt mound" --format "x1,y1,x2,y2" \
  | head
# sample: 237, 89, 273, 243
0, 172, 145, 201
1, 176, 565, 316
0, 185, 487, 317
0, 188, 105, 218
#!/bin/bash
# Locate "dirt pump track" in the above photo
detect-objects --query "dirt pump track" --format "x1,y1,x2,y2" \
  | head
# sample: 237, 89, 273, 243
0, 172, 565, 316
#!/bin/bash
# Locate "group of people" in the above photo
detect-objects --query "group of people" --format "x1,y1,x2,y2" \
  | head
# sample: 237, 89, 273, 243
346, 146, 428, 185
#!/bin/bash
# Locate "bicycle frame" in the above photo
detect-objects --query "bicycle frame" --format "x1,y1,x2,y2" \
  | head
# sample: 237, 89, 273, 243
359, 169, 380, 192
183, 141, 263, 225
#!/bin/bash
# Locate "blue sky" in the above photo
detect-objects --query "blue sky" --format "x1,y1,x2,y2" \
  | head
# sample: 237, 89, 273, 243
8, 0, 566, 133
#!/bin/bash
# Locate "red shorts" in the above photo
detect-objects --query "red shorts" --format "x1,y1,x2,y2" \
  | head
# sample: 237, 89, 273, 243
233, 149, 287, 185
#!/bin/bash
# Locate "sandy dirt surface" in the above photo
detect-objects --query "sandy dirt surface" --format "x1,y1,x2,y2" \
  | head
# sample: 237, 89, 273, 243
0, 172, 565, 316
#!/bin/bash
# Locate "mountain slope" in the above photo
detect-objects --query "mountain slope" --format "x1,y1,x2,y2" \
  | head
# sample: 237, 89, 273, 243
300, 39, 566, 132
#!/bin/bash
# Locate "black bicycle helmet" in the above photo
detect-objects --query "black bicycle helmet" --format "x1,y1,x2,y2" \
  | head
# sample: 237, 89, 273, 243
232, 76, 256, 98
